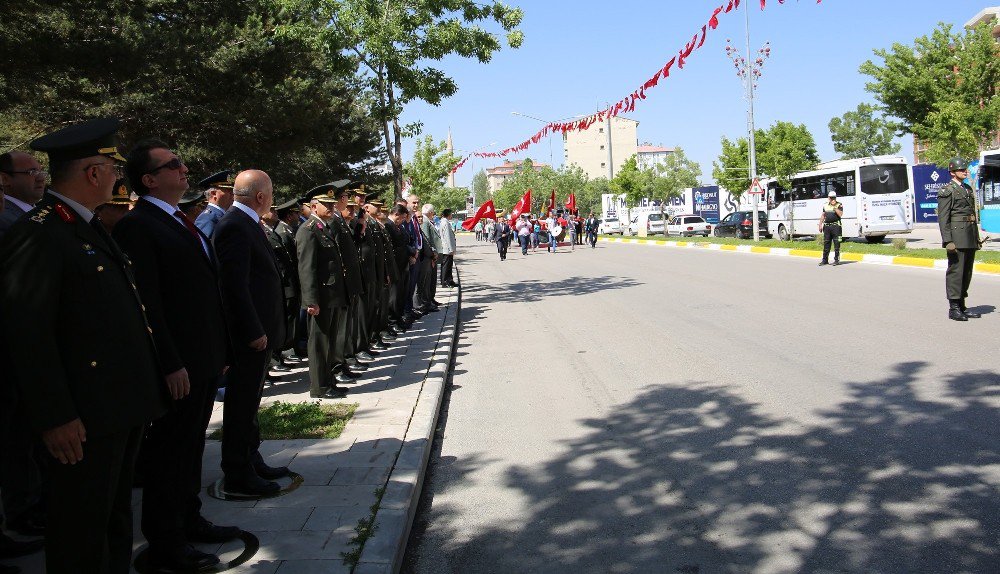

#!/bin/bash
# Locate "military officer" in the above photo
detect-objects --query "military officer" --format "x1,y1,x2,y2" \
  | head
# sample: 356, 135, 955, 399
937, 158, 982, 321
0, 117, 167, 573
296, 187, 350, 398
263, 206, 300, 370
818, 191, 843, 266
193, 170, 234, 237
274, 198, 307, 356
326, 183, 367, 379
369, 199, 399, 343
94, 177, 134, 234
178, 188, 208, 221
363, 197, 394, 347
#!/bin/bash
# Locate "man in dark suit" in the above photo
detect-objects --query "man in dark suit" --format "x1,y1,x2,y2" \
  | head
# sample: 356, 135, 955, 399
113, 140, 238, 571
262, 206, 300, 369
213, 170, 288, 496
383, 204, 413, 332
0, 151, 45, 240
193, 171, 234, 238
329, 188, 367, 376
0, 118, 167, 574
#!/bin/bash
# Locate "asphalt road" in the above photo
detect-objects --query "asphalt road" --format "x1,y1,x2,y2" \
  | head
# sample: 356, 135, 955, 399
404, 235, 999, 574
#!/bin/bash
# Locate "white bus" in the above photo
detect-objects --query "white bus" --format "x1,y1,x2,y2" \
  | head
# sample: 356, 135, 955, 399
762, 156, 915, 243
979, 149, 1000, 235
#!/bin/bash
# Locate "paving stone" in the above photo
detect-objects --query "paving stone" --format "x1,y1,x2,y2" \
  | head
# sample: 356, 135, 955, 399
203, 506, 313, 532
275, 559, 353, 574
249, 529, 355, 561
330, 466, 391, 486
393, 439, 429, 470
231, 559, 282, 573
255, 484, 378, 508
302, 505, 374, 532
353, 562, 392, 574
356, 508, 407, 565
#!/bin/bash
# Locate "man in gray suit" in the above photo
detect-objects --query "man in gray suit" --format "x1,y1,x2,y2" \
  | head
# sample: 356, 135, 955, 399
0, 151, 46, 239
438, 208, 458, 287
420, 204, 442, 308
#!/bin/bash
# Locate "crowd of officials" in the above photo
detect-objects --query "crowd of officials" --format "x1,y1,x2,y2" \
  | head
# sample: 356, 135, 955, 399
474, 212, 600, 260
0, 118, 457, 574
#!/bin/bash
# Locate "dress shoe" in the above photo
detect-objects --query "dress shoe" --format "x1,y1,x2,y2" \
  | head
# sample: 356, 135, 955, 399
7, 513, 45, 537
225, 474, 280, 496
254, 462, 290, 480
0, 534, 43, 559
340, 366, 363, 379
185, 516, 241, 543
344, 359, 368, 372
433, 300, 443, 306
271, 363, 291, 372
148, 544, 220, 572
321, 386, 349, 398
371, 341, 389, 351
357, 351, 376, 362
818, 261, 828, 266
960, 299, 981, 318
381, 331, 397, 341
448, 282, 460, 287
949, 300, 968, 321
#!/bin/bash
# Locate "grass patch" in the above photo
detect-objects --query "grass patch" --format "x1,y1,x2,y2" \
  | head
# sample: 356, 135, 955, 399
209, 401, 357, 440
601, 234, 1000, 263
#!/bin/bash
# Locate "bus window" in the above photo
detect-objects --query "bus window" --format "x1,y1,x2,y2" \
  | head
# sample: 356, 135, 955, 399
821, 172, 854, 197
860, 164, 908, 195
844, 173, 856, 196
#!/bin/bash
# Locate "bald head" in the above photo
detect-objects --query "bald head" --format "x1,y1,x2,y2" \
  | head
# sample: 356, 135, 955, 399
233, 169, 273, 217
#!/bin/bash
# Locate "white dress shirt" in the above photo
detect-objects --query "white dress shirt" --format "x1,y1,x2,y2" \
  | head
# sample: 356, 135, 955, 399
143, 195, 209, 256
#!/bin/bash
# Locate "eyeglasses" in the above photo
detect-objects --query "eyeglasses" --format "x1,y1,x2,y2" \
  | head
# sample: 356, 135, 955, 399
84, 163, 126, 178
146, 157, 184, 175
1, 168, 47, 178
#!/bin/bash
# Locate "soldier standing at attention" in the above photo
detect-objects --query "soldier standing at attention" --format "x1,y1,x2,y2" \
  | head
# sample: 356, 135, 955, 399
193, 170, 234, 238
0, 118, 167, 573
818, 191, 843, 266
937, 158, 982, 321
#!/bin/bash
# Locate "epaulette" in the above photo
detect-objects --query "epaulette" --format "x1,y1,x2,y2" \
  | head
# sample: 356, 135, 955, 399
54, 203, 76, 223
28, 205, 53, 224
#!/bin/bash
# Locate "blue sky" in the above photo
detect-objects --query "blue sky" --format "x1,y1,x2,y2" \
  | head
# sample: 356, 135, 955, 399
399, 0, 992, 187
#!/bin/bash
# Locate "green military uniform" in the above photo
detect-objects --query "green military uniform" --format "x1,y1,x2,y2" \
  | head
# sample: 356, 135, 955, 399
351, 207, 378, 353
265, 221, 300, 352
371, 211, 397, 341
0, 117, 166, 574
328, 201, 365, 367
820, 198, 843, 265
937, 158, 981, 320
295, 211, 349, 397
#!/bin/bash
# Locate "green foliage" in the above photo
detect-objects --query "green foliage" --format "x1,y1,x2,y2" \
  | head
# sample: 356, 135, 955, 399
492, 160, 588, 214
829, 103, 902, 159
713, 121, 820, 193
328, 0, 524, 196
610, 153, 697, 208
471, 169, 489, 206
579, 177, 612, 217
403, 135, 461, 199
0, 0, 386, 201
860, 22, 1000, 164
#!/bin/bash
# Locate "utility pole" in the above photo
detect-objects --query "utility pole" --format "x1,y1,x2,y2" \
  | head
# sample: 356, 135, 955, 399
606, 111, 614, 180
744, 2, 760, 242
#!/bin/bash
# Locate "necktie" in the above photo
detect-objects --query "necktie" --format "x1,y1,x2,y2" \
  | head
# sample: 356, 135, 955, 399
174, 210, 202, 241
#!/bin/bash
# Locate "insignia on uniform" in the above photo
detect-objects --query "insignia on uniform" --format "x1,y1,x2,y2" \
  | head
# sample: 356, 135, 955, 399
54, 203, 76, 223
29, 207, 51, 224
83, 243, 96, 255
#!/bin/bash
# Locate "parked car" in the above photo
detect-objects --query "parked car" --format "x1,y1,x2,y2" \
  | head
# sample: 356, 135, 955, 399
666, 215, 711, 237
713, 210, 770, 239
598, 218, 624, 235
628, 212, 666, 236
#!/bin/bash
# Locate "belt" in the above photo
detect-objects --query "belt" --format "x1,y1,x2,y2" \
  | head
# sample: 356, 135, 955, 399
965, 215, 977, 222
823, 222, 841, 226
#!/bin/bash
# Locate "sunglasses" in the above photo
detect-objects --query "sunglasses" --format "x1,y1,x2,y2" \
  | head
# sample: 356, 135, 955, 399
146, 157, 184, 175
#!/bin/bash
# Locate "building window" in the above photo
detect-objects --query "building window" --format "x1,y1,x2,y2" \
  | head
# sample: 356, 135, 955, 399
600, 145, 605, 150
598, 128, 604, 133
601, 162, 606, 168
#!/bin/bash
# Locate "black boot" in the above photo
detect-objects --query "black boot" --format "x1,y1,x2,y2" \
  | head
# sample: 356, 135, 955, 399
960, 299, 981, 319
949, 300, 968, 321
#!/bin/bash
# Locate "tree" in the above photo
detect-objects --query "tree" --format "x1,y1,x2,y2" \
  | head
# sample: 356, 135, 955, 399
652, 148, 702, 200
609, 157, 647, 208
712, 121, 820, 193
328, 0, 524, 198
829, 103, 901, 159
471, 169, 489, 206
860, 22, 1000, 164
579, 177, 611, 217
0, 0, 386, 200
403, 135, 461, 204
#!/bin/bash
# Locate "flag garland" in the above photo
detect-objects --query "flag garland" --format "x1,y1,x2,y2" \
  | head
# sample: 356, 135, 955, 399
448, 0, 821, 175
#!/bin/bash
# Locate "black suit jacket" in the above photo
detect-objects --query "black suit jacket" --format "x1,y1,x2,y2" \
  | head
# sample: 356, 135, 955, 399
0, 193, 166, 437
213, 206, 285, 350
384, 219, 410, 279
114, 199, 230, 382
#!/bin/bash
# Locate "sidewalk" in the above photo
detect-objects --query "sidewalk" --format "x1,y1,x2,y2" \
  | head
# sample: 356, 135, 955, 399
7, 279, 460, 574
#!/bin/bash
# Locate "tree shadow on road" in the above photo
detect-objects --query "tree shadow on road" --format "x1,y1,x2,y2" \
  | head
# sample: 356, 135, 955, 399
411, 361, 999, 574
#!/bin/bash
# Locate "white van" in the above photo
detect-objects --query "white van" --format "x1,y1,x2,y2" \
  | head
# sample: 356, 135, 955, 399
628, 212, 666, 236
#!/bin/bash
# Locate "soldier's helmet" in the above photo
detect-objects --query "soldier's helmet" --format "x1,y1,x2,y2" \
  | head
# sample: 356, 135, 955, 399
948, 157, 969, 172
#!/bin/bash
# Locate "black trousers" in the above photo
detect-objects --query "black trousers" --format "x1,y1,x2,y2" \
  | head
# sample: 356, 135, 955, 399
497, 239, 508, 259
414, 258, 432, 310
221, 349, 269, 478
405, 261, 419, 315
0, 384, 44, 526
440, 254, 454, 285
587, 231, 597, 247
392, 267, 408, 323
946, 248, 976, 300
822, 224, 841, 262
141, 373, 217, 550
45, 426, 142, 574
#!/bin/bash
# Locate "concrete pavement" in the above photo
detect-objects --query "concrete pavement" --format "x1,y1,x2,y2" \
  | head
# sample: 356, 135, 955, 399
406, 235, 999, 574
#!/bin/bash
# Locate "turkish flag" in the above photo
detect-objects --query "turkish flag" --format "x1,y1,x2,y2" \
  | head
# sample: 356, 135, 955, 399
462, 200, 497, 231
566, 193, 576, 213
509, 189, 532, 223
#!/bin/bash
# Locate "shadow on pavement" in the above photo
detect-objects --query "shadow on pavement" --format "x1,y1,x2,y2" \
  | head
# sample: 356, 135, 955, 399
409, 360, 999, 573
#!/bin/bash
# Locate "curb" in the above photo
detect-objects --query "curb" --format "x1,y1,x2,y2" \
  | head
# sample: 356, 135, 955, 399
599, 237, 1000, 276
354, 268, 461, 574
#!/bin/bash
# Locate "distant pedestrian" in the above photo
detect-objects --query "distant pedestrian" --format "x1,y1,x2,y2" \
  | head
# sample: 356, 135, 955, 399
937, 157, 982, 321
545, 213, 557, 253
568, 215, 577, 251
516, 214, 531, 255
531, 220, 540, 250
438, 208, 458, 287
585, 212, 599, 248
474, 220, 483, 241
818, 191, 843, 266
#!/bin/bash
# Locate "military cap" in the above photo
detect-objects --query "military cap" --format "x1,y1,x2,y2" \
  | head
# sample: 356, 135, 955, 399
30, 117, 127, 163
496, 210, 505, 216
346, 196, 359, 207
197, 170, 234, 190
275, 198, 299, 214
178, 188, 206, 208
948, 158, 969, 172
106, 178, 134, 206
306, 183, 338, 201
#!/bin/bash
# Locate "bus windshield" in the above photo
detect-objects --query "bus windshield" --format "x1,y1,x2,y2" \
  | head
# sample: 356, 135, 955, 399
860, 164, 909, 195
